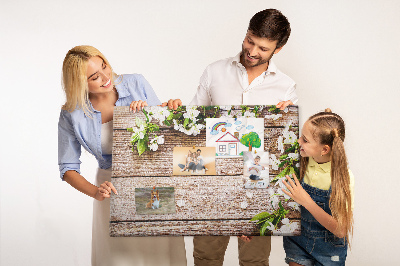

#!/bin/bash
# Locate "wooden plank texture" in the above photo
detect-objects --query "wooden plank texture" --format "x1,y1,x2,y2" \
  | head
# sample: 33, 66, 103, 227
110, 105, 300, 236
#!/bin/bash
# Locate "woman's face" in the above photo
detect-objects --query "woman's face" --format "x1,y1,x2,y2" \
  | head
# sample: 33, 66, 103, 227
86, 56, 112, 94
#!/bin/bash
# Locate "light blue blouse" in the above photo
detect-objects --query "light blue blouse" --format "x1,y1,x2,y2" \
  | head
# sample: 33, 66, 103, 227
58, 74, 161, 179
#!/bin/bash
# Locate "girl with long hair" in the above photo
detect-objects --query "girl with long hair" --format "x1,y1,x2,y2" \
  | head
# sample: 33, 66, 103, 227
282, 109, 354, 265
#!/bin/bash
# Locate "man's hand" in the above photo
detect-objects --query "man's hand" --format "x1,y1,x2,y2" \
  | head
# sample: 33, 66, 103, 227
276, 100, 293, 110
160, 99, 182, 110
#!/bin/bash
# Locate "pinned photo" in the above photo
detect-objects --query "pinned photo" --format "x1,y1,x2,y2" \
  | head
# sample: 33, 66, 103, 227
243, 151, 269, 189
135, 187, 176, 215
206, 117, 264, 157
173, 147, 216, 175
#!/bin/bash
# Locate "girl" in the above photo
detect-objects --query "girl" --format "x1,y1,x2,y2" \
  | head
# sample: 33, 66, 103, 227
282, 109, 354, 265
179, 150, 195, 172
58, 45, 186, 266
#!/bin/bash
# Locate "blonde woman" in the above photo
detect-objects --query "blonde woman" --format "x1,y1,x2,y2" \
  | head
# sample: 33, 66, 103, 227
58, 45, 186, 266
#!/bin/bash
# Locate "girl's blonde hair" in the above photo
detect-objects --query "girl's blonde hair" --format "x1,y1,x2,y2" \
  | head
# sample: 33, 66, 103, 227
61, 45, 114, 116
300, 108, 353, 245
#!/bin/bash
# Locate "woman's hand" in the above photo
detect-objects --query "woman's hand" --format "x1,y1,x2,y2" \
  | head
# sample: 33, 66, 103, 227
239, 235, 254, 243
276, 100, 293, 110
94, 181, 118, 201
282, 173, 313, 207
130, 100, 148, 112
160, 99, 182, 110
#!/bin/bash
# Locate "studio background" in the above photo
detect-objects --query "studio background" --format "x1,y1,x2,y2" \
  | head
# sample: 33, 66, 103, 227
1, 0, 399, 265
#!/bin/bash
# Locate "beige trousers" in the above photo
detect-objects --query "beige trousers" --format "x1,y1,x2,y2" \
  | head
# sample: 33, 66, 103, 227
193, 236, 271, 266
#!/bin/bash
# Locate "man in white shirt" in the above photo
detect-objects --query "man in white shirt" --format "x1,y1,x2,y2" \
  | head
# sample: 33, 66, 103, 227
167, 8, 297, 266
189, 10, 297, 109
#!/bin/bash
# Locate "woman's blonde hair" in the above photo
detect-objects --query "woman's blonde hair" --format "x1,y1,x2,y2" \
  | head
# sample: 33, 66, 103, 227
300, 108, 353, 245
61, 45, 114, 115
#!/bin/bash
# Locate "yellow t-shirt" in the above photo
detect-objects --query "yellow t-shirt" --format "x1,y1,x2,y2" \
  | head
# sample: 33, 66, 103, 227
303, 157, 355, 210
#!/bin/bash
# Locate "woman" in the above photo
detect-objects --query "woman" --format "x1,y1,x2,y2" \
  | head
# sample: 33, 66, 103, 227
58, 45, 186, 266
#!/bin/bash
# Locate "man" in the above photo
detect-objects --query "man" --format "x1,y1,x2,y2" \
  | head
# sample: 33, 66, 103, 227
168, 8, 297, 266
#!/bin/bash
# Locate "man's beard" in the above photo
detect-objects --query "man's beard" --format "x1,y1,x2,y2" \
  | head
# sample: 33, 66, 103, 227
241, 46, 275, 68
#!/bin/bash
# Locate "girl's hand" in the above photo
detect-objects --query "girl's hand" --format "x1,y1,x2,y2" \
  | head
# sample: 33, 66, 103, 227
94, 181, 118, 201
160, 99, 182, 110
130, 100, 148, 112
276, 100, 293, 110
239, 235, 254, 243
282, 173, 313, 207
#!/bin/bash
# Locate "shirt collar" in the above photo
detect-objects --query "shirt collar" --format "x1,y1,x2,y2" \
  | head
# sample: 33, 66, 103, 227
113, 74, 130, 98
308, 157, 331, 173
232, 52, 277, 75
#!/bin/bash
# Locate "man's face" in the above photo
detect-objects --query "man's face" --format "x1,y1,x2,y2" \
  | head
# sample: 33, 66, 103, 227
197, 150, 201, 156
241, 31, 283, 69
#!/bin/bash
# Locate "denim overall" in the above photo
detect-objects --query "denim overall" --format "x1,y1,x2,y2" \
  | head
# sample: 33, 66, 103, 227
283, 182, 348, 266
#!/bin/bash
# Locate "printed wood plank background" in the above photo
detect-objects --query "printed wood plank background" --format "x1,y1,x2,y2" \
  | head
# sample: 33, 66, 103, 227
110, 105, 300, 236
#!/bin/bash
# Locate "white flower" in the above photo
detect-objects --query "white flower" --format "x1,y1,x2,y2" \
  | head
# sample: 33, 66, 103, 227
288, 153, 299, 161
281, 218, 289, 225
148, 106, 171, 124
270, 195, 279, 209
277, 136, 284, 153
266, 221, 275, 231
149, 143, 158, 151
265, 114, 282, 120
243, 110, 255, 118
288, 202, 300, 211
138, 131, 145, 139
184, 106, 200, 120
219, 105, 232, 111
157, 135, 164, 144
283, 131, 297, 145
270, 154, 281, 171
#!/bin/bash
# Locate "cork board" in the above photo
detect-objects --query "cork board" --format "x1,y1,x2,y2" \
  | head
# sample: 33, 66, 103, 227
110, 105, 301, 236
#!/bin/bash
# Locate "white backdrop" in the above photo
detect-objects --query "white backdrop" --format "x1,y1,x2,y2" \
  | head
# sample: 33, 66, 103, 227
1, 0, 399, 265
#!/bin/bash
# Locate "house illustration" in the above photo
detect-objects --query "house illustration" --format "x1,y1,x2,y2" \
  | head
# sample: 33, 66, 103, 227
215, 132, 240, 156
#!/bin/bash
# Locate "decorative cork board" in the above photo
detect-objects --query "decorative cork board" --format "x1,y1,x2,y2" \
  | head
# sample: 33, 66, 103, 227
110, 105, 301, 236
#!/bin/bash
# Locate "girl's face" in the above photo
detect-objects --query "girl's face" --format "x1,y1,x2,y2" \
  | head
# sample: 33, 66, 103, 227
298, 121, 331, 163
86, 56, 113, 94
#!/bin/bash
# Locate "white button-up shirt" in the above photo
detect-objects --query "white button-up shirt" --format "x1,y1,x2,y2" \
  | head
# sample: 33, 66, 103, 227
190, 53, 297, 106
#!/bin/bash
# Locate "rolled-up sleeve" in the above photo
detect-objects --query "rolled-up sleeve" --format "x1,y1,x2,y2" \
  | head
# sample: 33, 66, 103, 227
189, 67, 211, 106
58, 110, 81, 180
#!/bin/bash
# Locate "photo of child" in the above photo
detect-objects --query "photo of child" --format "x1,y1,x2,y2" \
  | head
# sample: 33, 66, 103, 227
173, 147, 216, 175
243, 151, 269, 189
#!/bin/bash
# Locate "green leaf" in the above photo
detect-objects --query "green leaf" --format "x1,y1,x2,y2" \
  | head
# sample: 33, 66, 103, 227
143, 109, 149, 122
164, 120, 171, 126
251, 211, 272, 221
278, 161, 286, 168
131, 133, 139, 143
260, 222, 269, 236
280, 154, 288, 160
137, 139, 147, 156
127, 128, 133, 132
183, 118, 189, 127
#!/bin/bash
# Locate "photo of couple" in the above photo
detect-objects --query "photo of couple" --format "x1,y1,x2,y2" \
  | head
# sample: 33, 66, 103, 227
173, 147, 216, 176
